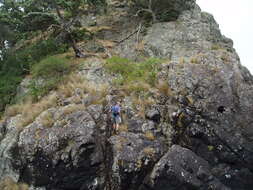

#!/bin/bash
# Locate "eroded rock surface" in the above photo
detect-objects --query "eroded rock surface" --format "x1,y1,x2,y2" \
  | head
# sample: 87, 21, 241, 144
0, 0, 253, 189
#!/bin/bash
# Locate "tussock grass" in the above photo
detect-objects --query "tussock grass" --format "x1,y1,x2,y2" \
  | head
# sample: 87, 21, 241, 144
62, 104, 84, 116
143, 147, 155, 156
144, 131, 155, 141
40, 111, 54, 128
118, 124, 128, 133
179, 57, 185, 64
4, 93, 57, 128
57, 74, 90, 98
58, 74, 109, 103
132, 95, 155, 118
0, 176, 29, 190
156, 80, 174, 96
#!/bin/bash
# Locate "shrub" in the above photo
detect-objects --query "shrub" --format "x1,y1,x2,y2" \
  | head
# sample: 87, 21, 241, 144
32, 56, 71, 78
29, 56, 72, 100
0, 38, 68, 112
105, 56, 163, 94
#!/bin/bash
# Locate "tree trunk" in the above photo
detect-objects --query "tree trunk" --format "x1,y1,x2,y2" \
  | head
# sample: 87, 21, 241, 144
52, 0, 85, 58
68, 33, 85, 58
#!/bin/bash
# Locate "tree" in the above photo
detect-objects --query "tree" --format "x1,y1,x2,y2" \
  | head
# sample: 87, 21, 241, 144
0, 0, 107, 57
49, 0, 107, 57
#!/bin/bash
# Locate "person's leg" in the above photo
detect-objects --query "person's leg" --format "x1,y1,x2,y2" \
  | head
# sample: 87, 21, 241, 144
116, 116, 120, 131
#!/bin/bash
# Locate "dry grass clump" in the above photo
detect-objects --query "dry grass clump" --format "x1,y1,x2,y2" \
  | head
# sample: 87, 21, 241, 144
179, 57, 185, 64
4, 104, 24, 118
58, 74, 90, 98
14, 94, 58, 128
122, 82, 151, 96
118, 124, 128, 133
58, 74, 109, 105
40, 111, 54, 128
143, 147, 155, 156
144, 131, 155, 141
132, 95, 155, 118
62, 104, 84, 115
135, 40, 145, 51
156, 81, 174, 96
0, 177, 29, 190
190, 56, 198, 64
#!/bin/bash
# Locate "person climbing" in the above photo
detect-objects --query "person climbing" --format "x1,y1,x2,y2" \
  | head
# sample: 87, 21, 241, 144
111, 101, 121, 133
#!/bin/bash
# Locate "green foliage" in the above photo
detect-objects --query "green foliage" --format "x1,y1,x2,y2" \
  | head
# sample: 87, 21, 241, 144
0, 0, 107, 112
22, 12, 58, 31
72, 28, 93, 41
105, 56, 163, 94
0, 74, 23, 111
32, 56, 70, 78
0, 38, 68, 111
211, 44, 222, 50
28, 77, 61, 100
29, 56, 71, 100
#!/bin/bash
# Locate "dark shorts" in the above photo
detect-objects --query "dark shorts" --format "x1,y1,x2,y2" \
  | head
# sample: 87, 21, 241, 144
112, 114, 121, 124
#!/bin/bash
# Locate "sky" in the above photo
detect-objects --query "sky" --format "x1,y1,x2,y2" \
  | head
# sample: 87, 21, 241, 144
197, 0, 253, 74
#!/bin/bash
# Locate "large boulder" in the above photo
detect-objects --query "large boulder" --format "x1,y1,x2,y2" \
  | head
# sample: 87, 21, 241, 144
15, 105, 104, 190
141, 145, 229, 190
109, 132, 166, 190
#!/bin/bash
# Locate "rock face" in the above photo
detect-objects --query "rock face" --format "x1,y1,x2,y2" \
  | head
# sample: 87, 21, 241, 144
144, 4, 234, 60
141, 145, 229, 190
1, 0, 253, 190
132, 0, 196, 21
17, 107, 102, 189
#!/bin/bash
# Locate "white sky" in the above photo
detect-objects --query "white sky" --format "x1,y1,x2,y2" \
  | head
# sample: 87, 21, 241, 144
197, 0, 253, 74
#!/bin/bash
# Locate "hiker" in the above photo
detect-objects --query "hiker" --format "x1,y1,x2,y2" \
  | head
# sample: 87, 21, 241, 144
111, 102, 121, 132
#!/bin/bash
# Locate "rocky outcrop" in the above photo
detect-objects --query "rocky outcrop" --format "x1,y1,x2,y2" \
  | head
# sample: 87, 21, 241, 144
132, 0, 196, 21
109, 132, 166, 190
0, 105, 105, 190
144, 4, 234, 60
1, 0, 253, 189
141, 145, 229, 190
17, 107, 102, 189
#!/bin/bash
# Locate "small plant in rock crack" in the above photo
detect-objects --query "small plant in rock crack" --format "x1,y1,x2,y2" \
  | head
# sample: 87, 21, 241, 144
144, 131, 155, 141
143, 147, 155, 156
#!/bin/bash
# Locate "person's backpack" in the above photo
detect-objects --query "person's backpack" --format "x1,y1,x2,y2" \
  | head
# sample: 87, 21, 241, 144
111, 105, 120, 116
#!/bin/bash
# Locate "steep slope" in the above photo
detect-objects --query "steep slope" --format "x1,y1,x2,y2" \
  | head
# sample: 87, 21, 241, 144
0, 0, 253, 190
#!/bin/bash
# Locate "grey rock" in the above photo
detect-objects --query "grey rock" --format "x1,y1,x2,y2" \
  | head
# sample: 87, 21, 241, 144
141, 145, 230, 190
15, 108, 102, 189
1, 0, 253, 189
145, 108, 160, 123
132, 0, 196, 21
109, 132, 166, 190
0, 116, 22, 182
144, 5, 234, 61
